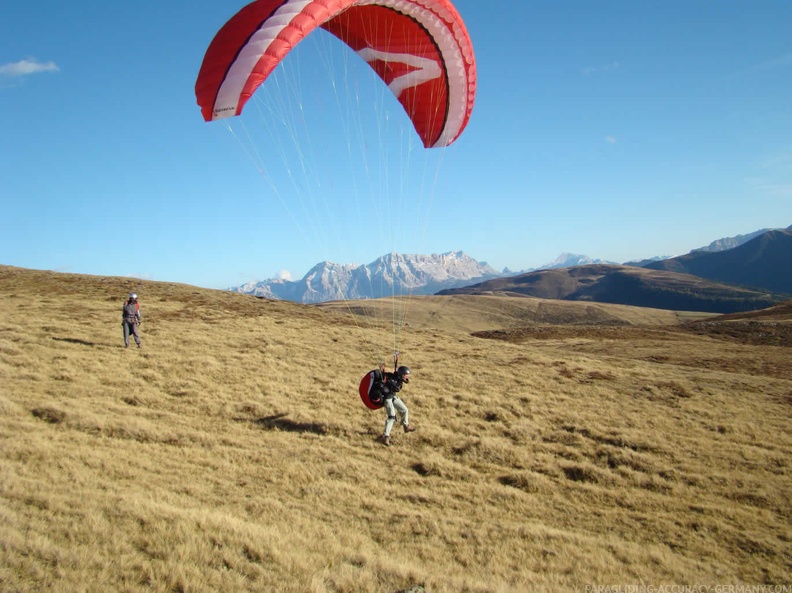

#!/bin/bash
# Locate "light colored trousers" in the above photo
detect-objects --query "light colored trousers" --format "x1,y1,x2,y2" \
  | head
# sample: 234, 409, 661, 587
383, 396, 409, 436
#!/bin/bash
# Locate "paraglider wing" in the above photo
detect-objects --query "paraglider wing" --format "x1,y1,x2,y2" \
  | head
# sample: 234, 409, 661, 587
195, 0, 476, 147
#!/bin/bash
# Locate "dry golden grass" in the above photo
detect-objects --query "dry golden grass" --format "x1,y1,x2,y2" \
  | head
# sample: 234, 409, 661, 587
1, 265, 791, 592
319, 293, 690, 336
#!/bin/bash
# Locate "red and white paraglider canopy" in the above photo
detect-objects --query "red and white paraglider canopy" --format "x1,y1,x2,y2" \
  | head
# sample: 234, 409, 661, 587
195, 0, 476, 148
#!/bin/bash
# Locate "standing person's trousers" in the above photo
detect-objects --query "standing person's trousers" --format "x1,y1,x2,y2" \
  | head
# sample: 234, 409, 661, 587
123, 321, 140, 347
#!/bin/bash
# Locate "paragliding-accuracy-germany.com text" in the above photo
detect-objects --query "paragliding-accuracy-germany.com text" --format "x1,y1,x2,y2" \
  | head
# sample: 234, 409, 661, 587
584, 585, 792, 593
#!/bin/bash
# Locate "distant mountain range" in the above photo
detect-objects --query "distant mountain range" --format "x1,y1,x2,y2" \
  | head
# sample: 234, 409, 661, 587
530, 253, 618, 271
439, 227, 791, 313
230, 251, 501, 304
642, 228, 792, 295
689, 227, 781, 253
437, 264, 786, 314
230, 224, 791, 312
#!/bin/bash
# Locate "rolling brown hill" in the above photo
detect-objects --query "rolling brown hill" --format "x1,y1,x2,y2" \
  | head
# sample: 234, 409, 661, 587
645, 228, 792, 294
317, 292, 694, 335
708, 298, 792, 323
676, 299, 792, 348
2, 265, 791, 592
437, 264, 786, 314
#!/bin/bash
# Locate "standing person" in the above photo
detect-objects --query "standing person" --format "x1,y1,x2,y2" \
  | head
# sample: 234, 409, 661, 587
373, 357, 416, 446
122, 292, 142, 348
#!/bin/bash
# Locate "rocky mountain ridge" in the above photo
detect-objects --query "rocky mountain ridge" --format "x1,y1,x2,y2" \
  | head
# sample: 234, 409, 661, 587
230, 225, 791, 305
231, 251, 501, 304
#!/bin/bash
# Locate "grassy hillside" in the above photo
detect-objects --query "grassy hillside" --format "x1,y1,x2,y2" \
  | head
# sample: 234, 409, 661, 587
646, 228, 792, 295
438, 264, 787, 314
318, 293, 693, 334
1, 265, 791, 592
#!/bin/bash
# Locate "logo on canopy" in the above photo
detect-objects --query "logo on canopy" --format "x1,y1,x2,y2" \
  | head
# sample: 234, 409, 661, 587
357, 48, 442, 97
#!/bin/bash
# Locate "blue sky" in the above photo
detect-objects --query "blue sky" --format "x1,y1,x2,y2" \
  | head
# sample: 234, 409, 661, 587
2, 1, 790, 289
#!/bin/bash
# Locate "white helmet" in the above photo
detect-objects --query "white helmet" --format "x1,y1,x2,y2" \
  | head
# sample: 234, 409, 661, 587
129, 293, 138, 300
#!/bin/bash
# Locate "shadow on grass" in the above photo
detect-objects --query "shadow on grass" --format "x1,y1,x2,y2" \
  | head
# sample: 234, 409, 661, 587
52, 336, 103, 347
249, 413, 328, 435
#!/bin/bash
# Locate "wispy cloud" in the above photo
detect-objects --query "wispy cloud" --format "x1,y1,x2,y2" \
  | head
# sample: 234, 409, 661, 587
752, 53, 792, 72
0, 58, 59, 77
746, 150, 792, 198
125, 273, 154, 281
757, 183, 792, 198
761, 152, 792, 171
758, 151, 792, 176
582, 61, 620, 76
606, 135, 617, 144
727, 53, 792, 79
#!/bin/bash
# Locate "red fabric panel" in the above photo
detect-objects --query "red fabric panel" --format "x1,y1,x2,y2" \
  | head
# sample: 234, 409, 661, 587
323, 5, 449, 148
195, 1, 286, 121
